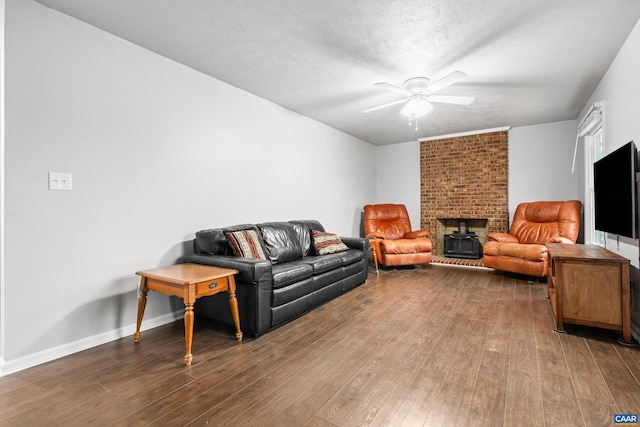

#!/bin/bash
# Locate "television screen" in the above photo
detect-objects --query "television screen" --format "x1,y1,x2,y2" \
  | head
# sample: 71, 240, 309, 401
593, 140, 637, 238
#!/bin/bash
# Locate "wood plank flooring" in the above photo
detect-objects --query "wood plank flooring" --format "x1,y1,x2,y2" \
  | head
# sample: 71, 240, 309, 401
1, 265, 639, 426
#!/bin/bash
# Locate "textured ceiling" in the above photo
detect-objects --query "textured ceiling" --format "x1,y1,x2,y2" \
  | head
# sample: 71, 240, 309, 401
33, 0, 640, 145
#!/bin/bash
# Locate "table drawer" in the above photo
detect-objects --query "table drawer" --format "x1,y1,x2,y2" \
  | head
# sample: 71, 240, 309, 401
196, 278, 229, 297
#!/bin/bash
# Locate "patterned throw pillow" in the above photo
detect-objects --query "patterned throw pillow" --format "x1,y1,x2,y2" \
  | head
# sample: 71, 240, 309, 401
226, 229, 267, 260
312, 230, 348, 255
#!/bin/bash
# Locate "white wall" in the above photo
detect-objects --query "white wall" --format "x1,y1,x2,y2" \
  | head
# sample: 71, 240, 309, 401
508, 120, 579, 220
0, 0, 6, 374
1, 0, 376, 373
375, 141, 421, 228
576, 19, 640, 266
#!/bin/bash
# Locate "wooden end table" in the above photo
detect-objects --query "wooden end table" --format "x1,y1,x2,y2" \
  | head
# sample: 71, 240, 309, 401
134, 263, 242, 365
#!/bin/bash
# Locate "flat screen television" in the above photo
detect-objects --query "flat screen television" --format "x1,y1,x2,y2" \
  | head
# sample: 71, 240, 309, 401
593, 140, 638, 238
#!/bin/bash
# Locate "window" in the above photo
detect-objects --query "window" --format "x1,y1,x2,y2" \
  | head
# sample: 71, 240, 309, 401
580, 102, 604, 246
587, 127, 604, 246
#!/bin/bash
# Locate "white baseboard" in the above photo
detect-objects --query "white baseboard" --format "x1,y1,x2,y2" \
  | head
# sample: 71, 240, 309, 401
0, 310, 183, 377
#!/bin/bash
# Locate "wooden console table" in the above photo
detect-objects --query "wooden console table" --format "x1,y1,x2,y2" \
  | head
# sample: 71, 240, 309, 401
134, 263, 242, 365
546, 243, 633, 344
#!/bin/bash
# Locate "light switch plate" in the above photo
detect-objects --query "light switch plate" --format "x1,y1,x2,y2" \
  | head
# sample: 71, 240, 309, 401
49, 172, 72, 191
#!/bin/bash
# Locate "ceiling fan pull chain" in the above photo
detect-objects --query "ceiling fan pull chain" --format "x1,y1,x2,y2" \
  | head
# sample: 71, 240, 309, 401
408, 114, 418, 131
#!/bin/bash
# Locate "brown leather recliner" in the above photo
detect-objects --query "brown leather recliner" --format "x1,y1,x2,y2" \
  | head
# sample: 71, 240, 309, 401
363, 204, 432, 267
483, 200, 582, 277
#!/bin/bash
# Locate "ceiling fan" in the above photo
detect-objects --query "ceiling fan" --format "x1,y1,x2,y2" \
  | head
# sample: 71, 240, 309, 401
363, 71, 475, 127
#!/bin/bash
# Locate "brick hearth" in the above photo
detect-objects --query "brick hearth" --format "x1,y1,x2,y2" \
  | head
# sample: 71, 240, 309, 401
420, 130, 509, 254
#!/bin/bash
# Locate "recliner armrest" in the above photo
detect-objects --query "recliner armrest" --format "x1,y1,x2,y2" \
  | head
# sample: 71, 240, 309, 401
486, 232, 519, 243
405, 230, 429, 239
365, 232, 386, 239
550, 236, 575, 244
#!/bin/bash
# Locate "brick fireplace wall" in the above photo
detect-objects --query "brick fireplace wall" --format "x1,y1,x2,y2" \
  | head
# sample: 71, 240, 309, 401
420, 130, 510, 253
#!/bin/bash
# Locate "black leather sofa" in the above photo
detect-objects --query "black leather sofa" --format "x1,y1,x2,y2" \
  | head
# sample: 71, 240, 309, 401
183, 220, 368, 338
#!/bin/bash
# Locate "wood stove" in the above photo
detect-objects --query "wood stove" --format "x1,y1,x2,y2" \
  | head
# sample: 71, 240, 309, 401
435, 217, 489, 257
443, 231, 482, 259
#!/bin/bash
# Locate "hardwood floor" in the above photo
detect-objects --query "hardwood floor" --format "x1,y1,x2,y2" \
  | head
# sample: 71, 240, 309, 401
1, 265, 639, 426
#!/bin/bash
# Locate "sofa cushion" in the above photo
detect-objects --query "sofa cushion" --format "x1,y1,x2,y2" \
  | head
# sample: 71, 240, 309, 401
337, 248, 365, 265
483, 242, 547, 262
225, 226, 268, 260
289, 220, 325, 256
299, 255, 343, 274
289, 222, 311, 257
272, 277, 316, 307
271, 262, 313, 289
510, 200, 582, 244
380, 238, 432, 254
258, 222, 303, 264
195, 228, 231, 255
312, 230, 348, 255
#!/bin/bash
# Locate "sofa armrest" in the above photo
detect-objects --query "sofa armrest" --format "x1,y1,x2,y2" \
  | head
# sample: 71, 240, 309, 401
341, 236, 368, 252
184, 253, 273, 336
183, 253, 272, 284
340, 235, 369, 282
486, 232, 519, 243
406, 230, 430, 239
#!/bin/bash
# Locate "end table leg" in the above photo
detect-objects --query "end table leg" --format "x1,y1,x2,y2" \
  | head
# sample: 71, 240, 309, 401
133, 282, 148, 342
369, 240, 379, 275
184, 302, 194, 365
227, 276, 243, 341
373, 251, 379, 275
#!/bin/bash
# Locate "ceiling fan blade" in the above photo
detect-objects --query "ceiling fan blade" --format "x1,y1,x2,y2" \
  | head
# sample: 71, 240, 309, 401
426, 71, 468, 93
362, 98, 407, 113
374, 82, 412, 96
426, 95, 475, 105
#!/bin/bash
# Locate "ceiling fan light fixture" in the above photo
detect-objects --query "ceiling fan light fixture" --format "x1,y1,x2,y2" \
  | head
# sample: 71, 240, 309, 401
401, 96, 432, 118
364, 71, 471, 130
